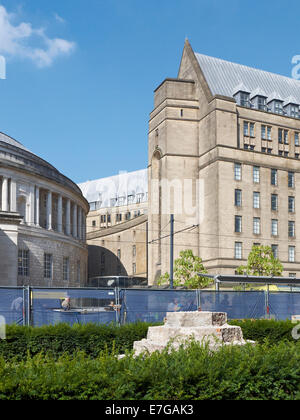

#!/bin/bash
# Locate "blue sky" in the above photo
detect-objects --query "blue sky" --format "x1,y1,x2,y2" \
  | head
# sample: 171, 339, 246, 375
1, 0, 300, 183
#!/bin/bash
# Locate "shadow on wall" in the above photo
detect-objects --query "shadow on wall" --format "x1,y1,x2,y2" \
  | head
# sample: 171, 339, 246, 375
0, 228, 18, 286
88, 245, 128, 278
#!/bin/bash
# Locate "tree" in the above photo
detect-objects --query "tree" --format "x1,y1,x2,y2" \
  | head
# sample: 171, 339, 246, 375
236, 245, 283, 277
157, 249, 211, 289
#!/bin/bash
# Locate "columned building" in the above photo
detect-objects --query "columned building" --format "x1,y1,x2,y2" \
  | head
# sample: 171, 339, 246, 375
0, 132, 89, 286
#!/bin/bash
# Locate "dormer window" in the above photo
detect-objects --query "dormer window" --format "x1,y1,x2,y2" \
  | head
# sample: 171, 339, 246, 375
274, 101, 283, 114
233, 84, 251, 107
267, 92, 284, 115
250, 88, 267, 111
284, 96, 300, 118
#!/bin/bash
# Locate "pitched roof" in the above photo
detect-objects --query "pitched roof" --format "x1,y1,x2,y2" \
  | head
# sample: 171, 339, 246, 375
195, 53, 300, 104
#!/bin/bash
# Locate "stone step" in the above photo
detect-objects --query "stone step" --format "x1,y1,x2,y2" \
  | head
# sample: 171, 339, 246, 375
147, 325, 243, 344
165, 311, 227, 327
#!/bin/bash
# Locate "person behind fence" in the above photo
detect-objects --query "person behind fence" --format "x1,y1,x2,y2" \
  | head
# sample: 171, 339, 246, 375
167, 298, 182, 312
10, 296, 23, 325
61, 297, 71, 311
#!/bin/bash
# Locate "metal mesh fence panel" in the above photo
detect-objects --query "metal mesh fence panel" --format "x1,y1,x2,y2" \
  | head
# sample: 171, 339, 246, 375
0, 288, 24, 325
268, 292, 300, 320
198, 291, 266, 319
31, 288, 119, 327
120, 289, 198, 324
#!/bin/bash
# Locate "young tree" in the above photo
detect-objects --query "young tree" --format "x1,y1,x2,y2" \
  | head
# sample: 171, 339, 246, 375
236, 245, 283, 277
157, 249, 211, 289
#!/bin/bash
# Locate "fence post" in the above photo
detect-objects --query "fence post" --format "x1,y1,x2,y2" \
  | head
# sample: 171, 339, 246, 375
264, 287, 270, 319
115, 287, 121, 326
196, 289, 201, 310
26, 286, 32, 327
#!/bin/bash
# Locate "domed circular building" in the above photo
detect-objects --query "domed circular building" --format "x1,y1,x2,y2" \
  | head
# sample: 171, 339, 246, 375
0, 132, 89, 287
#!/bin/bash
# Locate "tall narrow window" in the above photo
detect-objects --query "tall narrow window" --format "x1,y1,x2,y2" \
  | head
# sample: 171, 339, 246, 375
132, 263, 136, 275
117, 249, 121, 259
234, 163, 242, 181
267, 126, 272, 140
253, 166, 260, 183
271, 169, 278, 186
243, 122, 249, 136
271, 245, 278, 259
289, 221, 295, 238
132, 245, 136, 257
295, 132, 299, 146
44, 254, 53, 279
18, 250, 29, 277
261, 125, 266, 139
250, 123, 255, 137
253, 217, 260, 235
271, 219, 278, 236
289, 246, 295, 263
271, 194, 278, 211
235, 216, 242, 233
235, 242, 242, 259
235, 189, 242, 207
284, 130, 289, 144
278, 129, 283, 144
253, 192, 260, 209
289, 196, 295, 213
63, 257, 70, 282
288, 172, 295, 188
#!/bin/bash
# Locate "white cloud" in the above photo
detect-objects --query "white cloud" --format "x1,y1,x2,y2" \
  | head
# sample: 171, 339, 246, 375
0, 5, 75, 68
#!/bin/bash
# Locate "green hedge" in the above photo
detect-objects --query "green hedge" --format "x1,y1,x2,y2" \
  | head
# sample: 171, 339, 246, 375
229, 319, 296, 344
0, 319, 298, 362
1, 341, 300, 400
0, 322, 156, 361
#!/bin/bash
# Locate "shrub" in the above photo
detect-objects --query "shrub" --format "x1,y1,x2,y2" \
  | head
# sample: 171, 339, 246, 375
1, 340, 300, 400
0, 322, 156, 361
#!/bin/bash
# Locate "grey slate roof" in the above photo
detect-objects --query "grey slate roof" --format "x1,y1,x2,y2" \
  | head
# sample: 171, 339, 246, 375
0, 132, 31, 152
195, 53, 300, 104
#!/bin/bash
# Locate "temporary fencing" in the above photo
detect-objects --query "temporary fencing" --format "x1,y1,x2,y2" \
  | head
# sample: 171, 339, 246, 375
1, 287, 300, 327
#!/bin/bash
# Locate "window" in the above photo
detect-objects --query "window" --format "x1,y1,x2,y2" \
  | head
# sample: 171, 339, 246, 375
243, 121, 249, 136
291, 106, 299, 119
284, 151, 289, 157
125, 212, 131, 221
267, 148, 272, 154
261, 125, 266, 139
262, 147, 266, 153
44, 254, 53, 279
295, 132, 299, 146
107, 214, 111, 223
278, 150, 283, 156
288, 172, 295, 188
132, 245, 136, 257
240, 92, 250, 107
92, 220, 96, 227
267, 126, 272, 140
271, 169, 277, 186
18, 250, 29, 276
132, 263, 136, 275
127, 195, 135, 204
278, 129, 283, 144
271, 245, 278, 259
253, 217, 260, 235
235, 189, 242, 207
274, 101, 283, 114
253, 192, 260, 209
235, 216, 242, 233
271, 194, 278, 211
234, 163, 241, 180
289, 246, 295, 263
250, 123, 255, 137
296, 153, 300, 159
100, 215, 106, 224
253, 166, 260, 183
284, 130, 289, 144
289, 196, 295, 213
271, 219, 278, 236
289, 221, 295, 238
63, 257, 69, 282
117, 249, 121, 259
116, 214, 122, 222
235, 242, 242, 259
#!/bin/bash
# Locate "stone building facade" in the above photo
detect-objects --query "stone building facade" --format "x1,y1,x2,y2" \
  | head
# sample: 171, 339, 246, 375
0, 132, 89, 286
82, 40, 300, 284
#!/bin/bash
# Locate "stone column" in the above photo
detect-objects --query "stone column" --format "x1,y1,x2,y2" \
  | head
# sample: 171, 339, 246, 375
35, 186, 40, 227
57, 195, 63, 233
46, 190, 52, 230
72, 203, 78, 238
1, 177, 8, 211
10, 179, 17, 212
66, 199, 71, 235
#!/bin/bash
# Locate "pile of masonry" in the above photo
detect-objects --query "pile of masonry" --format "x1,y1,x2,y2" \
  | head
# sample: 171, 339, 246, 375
131, 311, 255, 356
